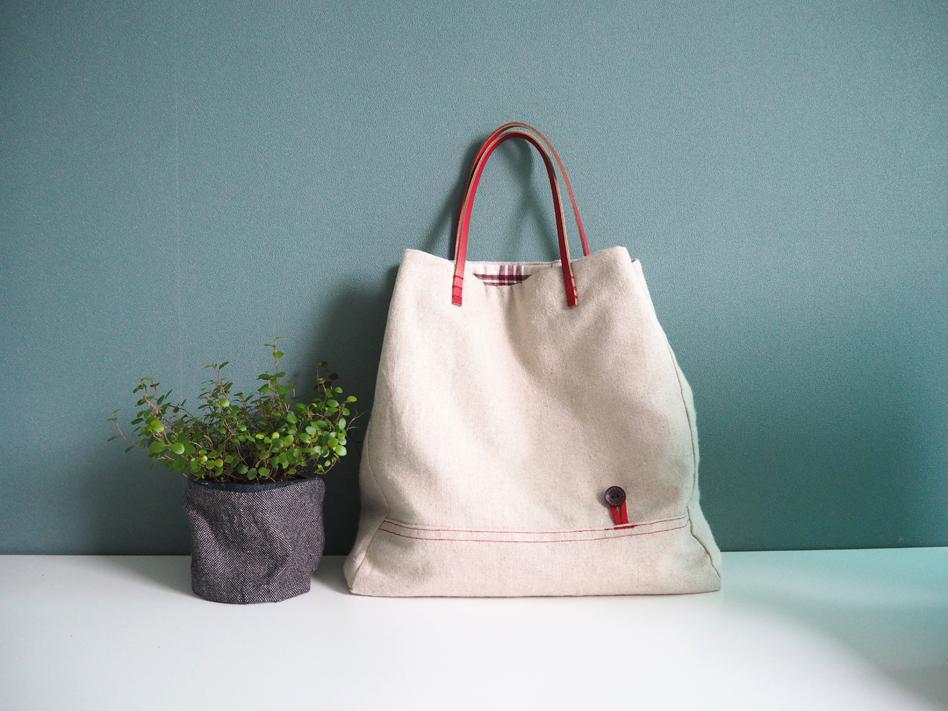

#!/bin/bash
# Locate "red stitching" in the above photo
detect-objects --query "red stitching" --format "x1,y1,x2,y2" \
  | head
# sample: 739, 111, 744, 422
377, 523, 688, 544
382, 515, 687, 536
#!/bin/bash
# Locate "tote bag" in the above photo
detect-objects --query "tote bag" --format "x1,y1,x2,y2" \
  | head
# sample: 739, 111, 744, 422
345, 123, 722, 596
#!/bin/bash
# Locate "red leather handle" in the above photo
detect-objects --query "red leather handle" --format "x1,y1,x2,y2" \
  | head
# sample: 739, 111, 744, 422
453, 130, 573, 307
460, 123, 591, 257
452, 125, 588, 308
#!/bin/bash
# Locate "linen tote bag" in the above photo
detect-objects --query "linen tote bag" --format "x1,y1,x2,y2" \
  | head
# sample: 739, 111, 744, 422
345, 122, 722, 596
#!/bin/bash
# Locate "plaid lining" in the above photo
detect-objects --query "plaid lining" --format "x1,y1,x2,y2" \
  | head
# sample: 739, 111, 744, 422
471, 261, 557, 286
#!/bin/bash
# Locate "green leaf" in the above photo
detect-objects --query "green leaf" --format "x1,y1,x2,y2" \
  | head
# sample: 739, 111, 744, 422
346, 396, 357, 403
219, 361, 229, 369
259, 467, 270, 477
274, 351, 284, 359
305, 426, 317, 435
237, 464, 248, 475
285, 413, 297, 424
282, 436, 294, 447
335, 445, 347, 457
171, 443, 185, 455
149, 442, 167, 455
247, 468, 257, 480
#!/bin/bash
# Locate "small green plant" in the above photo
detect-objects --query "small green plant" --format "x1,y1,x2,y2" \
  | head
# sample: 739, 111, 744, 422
110, 340, 358, 484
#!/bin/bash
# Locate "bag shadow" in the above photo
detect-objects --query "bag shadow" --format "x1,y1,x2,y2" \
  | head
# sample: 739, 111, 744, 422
301, 132, 565, 557
420, 136, 560, 262
300, 268, 398, 556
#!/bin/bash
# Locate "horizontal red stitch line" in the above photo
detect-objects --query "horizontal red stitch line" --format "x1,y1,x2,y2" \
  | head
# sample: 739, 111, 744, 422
377, 523, 688, 544
382, 515, 687, 536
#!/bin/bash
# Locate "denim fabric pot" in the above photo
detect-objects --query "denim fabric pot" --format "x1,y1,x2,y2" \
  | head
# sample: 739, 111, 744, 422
183, 476, 326, 604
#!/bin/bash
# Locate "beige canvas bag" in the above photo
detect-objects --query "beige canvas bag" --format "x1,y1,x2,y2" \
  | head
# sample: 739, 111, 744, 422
345, 123, 722, 596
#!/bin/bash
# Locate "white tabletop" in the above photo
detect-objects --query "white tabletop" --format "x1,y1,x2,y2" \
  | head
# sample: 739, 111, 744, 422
2, 549, 946, 710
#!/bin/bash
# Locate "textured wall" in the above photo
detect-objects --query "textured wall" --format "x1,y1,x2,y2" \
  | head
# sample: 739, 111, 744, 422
1, 0, 946, 554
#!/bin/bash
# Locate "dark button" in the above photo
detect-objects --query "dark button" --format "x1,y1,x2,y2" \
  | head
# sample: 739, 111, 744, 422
604, 486, 626, 507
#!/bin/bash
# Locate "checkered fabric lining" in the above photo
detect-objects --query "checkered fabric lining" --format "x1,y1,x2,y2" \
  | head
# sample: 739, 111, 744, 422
471, 261, 558, 286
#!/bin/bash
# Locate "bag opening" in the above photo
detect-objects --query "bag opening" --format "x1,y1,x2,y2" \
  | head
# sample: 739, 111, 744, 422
471, 261, 558, 286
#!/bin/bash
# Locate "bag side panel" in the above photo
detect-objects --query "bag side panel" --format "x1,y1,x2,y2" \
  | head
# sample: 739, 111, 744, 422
666, 343, 723, 578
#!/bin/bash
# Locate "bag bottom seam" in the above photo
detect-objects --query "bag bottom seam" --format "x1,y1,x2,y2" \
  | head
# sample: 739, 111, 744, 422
377, 521, 688, 544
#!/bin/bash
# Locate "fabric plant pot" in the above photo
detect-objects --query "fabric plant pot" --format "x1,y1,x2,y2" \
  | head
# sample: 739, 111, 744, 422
183, 476, 326, 604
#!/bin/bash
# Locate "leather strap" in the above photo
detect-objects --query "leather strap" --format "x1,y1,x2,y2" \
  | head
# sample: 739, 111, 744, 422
452, 125, 588, 307
461, 122, 591, 257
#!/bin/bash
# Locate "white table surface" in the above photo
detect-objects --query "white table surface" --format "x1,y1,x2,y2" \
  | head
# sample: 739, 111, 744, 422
1, 549, 946, 710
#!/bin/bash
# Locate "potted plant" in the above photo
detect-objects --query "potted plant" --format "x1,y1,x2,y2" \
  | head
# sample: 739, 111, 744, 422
110, 340, 358, 604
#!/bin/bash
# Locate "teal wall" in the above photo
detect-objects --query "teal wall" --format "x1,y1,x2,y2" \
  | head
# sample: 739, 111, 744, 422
2, 1, 946, 555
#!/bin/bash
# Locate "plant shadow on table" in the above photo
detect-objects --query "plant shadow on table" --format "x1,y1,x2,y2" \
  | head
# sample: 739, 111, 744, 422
101, 555, 194, 596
